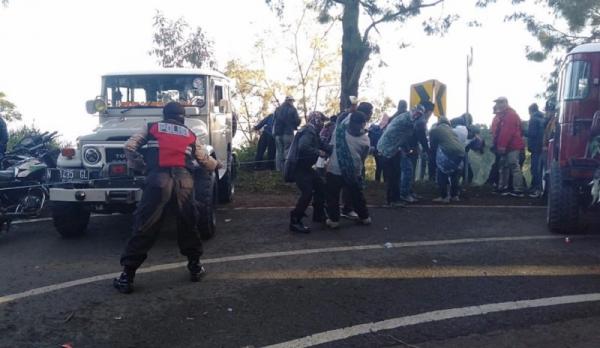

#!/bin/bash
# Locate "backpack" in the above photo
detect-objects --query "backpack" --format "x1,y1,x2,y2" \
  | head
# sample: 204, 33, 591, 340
283, 128, 305, 183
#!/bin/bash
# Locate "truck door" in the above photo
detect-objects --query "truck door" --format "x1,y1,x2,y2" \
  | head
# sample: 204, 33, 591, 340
210, 78, 230, 176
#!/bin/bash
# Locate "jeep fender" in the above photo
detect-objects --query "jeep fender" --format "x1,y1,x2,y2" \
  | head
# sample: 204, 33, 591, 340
57, 149, 83, 168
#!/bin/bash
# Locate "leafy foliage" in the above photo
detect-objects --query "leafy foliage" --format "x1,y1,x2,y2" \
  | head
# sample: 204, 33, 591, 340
266, 0, 454, 111
0, 92, 22, 122
507, 0, 600, 97
149, 11, 216, 69
225, 59, 275, 144
7, 124, 61, 151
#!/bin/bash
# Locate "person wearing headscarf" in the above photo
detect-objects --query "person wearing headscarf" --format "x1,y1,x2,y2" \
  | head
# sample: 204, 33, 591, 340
429, 116, 466, 203
325, 111, 371, 229
289, 111, 328, 233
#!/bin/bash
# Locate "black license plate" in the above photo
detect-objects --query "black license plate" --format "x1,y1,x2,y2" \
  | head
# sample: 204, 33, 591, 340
53, 169, 89, 182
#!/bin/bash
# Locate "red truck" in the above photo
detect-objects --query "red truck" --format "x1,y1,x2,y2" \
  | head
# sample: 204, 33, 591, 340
547, 42, 600, 233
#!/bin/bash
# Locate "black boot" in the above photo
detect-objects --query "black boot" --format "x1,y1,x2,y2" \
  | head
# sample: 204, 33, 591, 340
290, 215, 311, 233
187, 258, 206, 282
313, 209, 327, 223
113, 267, 136, 294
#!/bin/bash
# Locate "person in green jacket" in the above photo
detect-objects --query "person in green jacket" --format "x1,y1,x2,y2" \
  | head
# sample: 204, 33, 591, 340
429, 117, 466, 203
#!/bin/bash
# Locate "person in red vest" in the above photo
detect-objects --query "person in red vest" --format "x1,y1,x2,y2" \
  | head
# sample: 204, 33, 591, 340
113, 101, 219, 294
491, 96, 526, 197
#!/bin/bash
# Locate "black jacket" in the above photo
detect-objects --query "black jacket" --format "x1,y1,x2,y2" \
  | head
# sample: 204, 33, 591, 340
527, 111, 546, 153
296, 125, 321, 170
0, 118, 7, 154
273, 103, 300, 136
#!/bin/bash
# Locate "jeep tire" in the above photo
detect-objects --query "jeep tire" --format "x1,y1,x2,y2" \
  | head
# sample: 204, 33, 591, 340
195, 168, 217, 240
218, 151, 236, 204
52, 202, 91, 238
547, 162, 580, 234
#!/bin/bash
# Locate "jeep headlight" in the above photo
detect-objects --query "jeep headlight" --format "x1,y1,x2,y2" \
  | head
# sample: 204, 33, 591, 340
83, 147, 102, 164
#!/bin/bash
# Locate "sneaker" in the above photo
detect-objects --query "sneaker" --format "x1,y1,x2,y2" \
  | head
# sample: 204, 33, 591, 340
528, 190, 542, 198
493, 187, 508, 195
432, 197, 450, 204
341, 210, 359, 220
508, 191, 525, 198
388, 201, 407, 208
325, 219, 340, 229
113, 271, 135, 294
400, 195, 418, 203
451, 196, 460, 202
187, 260, 206, 282
412, 193, 423, 200
357, 217, 372, 225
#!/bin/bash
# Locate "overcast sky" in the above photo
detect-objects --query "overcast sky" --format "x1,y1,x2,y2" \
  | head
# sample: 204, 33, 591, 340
0, 0, 556, 143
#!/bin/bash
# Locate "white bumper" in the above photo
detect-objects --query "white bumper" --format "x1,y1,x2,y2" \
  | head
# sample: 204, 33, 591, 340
50, 188, 142, 203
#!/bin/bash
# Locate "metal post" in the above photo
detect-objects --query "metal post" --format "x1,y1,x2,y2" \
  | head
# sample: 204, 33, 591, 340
464, 47, 473, 186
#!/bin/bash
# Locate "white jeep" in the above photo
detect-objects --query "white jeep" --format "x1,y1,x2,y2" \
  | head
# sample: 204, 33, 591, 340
47, 69, 236, 238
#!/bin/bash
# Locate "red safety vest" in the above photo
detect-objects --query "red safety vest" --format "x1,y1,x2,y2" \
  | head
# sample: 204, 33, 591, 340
145, 121, 197, 170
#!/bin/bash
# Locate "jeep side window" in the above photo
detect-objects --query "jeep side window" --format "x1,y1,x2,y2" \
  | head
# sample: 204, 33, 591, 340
563, 61, 591, 100
214, 85, 224, 113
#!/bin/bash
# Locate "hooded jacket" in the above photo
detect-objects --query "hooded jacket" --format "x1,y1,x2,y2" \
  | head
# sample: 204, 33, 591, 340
429, 119, 465, 159
527, 110, 546, 153
376, 111, 418, 158
273, 103, 301, 136
491, 107, 525, 153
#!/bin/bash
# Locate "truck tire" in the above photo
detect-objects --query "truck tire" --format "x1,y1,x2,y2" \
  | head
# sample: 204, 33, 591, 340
52, 202, 91, 238
218, 151, 236, 204
547, 162, 580, 234
195, 169, 217, 240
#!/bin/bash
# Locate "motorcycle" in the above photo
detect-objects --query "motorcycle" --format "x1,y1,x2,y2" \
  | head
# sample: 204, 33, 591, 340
0, 131, 59, 232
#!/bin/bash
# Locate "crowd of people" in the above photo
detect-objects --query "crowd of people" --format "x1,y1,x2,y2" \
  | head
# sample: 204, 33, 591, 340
252, 95, 558, 233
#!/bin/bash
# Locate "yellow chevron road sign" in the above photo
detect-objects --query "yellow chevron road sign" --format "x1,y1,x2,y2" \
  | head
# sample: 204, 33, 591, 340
410, 80, 447, 117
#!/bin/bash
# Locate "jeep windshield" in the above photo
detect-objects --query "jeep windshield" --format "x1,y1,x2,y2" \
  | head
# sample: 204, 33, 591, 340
102, 75, 207, 110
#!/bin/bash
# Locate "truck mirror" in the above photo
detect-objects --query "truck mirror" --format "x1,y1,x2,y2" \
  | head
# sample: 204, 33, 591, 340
85, 100, 96, 114
592, 111, 600, 136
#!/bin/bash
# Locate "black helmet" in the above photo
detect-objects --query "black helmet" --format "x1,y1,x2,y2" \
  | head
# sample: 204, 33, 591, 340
544, 99, 556, 112
163, 102, 186, 123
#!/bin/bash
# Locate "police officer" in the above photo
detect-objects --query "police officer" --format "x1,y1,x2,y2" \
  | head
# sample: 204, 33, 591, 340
113, 101, 219, 294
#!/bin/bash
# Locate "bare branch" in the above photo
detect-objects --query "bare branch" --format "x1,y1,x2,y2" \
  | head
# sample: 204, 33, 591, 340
362, 0, 445, 45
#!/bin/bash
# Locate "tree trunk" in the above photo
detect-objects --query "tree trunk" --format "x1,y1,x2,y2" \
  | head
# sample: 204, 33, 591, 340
339, 0, 371, 112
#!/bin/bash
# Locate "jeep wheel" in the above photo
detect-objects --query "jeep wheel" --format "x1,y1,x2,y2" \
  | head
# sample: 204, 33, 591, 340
52, 202, 91, 238
218, 152, 236, 204
547, 162, 580, 234
195, 169, 217, 240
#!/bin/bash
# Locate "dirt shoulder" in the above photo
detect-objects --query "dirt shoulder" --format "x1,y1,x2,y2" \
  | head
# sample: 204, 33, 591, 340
230, 169, 545, 209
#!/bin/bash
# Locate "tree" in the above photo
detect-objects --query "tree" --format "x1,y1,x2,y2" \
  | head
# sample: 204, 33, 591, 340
225, 60, 274, 144
285, 7, 339, 120
507, 0, 600, 97
0, 92, 22, 121
267, 0, 455, 111
149, 11, 216, 69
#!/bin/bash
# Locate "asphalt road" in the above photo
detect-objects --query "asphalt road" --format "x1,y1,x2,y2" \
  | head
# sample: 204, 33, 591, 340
1, 204, 600, 348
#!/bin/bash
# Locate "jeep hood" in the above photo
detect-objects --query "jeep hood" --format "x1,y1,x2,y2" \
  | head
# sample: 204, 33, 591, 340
78, 116, 209, 143
77, 117, 161, 142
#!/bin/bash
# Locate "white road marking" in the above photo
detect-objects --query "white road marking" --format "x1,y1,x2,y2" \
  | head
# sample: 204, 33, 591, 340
226, 205, 546, 211
9, 205, 544, 225
261, 293, 600, 348
0, 235, 582, 305
11, 213, 120, 225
